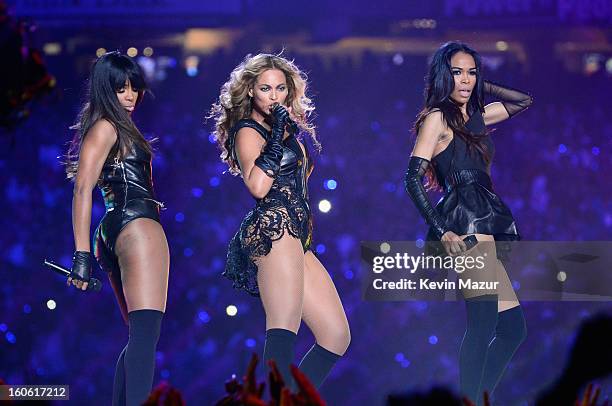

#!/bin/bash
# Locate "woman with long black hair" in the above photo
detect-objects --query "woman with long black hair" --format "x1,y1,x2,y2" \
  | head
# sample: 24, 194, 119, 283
405, 42, 532, 404
65, 51, 168, 406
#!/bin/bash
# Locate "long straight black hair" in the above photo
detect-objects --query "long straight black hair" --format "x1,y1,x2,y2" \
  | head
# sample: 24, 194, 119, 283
65, 51, 150, 179
414, 41, 490, 188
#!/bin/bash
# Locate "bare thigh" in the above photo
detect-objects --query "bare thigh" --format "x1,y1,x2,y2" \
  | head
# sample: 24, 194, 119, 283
115, 218, 170, 313
301, 251, 350, 355
460, 233, 519, 312
256, 233, 305, 333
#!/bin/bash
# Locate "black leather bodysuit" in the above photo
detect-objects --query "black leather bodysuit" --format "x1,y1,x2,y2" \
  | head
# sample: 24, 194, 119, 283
223, 118, 313, 296
427, 110, 519, 243
93, 142, 164, 274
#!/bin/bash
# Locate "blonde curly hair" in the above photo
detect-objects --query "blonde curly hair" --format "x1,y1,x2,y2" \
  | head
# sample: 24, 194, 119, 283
208, 53, 319, 175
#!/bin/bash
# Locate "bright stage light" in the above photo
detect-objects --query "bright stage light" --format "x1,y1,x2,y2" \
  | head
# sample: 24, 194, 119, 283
584, 54, 601, 75
324, 179, 337, 190
380, 242, 391, 254
226, 305, 238, 316
318, 199, 332, 213
43, 43, 61, 55
143, 47, 154, 57
127, 47, 138, 57
496, 41, 509, 51
185, 56, 200, 77
46, 300, 56, 310
96, 48, 107, 57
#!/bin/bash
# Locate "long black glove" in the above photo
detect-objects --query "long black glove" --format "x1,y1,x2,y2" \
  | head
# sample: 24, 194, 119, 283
484, 80, 533, 118
254, 104, 289, 178
69, 250, 91, 284
404, 156, 448, 240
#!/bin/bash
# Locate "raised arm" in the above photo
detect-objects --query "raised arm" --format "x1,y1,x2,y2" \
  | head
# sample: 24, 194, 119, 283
235, 105, 290, 199
69, 119, 116, 290
235, 127, 275, 199
483, 80, 533, 126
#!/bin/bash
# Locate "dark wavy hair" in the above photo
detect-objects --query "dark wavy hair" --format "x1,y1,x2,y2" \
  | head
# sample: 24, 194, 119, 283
414, 41, 490, 189
65, 51, 150, 179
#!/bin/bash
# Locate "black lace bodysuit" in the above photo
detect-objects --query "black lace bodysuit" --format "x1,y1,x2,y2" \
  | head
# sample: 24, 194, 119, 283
223, 119, 313, 296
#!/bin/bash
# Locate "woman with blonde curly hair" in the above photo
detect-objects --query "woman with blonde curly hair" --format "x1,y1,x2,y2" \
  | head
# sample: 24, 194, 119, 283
210, 53, 350, 388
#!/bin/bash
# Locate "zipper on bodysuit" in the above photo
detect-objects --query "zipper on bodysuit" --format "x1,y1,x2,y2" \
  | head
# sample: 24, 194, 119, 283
116, 158, 165, 210
143, 198, 166, 209
126, 181, 165, 208
105, 157, 122, 212
301, 153, 308, 201
118, 159, 128, 212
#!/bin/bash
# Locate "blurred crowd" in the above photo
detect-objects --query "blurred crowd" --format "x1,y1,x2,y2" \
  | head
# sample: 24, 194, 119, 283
1, 42, 610, 404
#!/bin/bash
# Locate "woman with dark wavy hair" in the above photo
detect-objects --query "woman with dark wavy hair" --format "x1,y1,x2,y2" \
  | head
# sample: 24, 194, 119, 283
405, 41, 532, 404
210, 53, 350, 389
65, 51, 168, 406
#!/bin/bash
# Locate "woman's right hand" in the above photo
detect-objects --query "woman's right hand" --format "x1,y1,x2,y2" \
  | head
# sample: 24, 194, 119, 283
67, 251, 91, 291
270, 104, 291, 130
441, 231, 467, 256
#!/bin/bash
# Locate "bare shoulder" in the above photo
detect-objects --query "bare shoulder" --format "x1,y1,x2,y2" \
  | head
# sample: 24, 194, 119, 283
423, 109, 443, 124
419, 110, 447, 140
235, 126, 266, 146
412, 109, 452, 160
87, 118, 118, 145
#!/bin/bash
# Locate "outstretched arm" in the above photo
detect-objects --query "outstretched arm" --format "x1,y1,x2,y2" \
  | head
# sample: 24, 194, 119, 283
483, 80, 533, 126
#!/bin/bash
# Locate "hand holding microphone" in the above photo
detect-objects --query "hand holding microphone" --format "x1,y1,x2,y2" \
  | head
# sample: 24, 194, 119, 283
254, 104, 292, 178
270, 103, 299, 134
67, 251, 92, 291
44, 251, 102, 292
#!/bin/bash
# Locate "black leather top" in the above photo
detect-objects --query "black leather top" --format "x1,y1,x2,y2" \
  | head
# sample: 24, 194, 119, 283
97, 142, 158, 211
231, 118, 312, 200
432, 110, 494, 185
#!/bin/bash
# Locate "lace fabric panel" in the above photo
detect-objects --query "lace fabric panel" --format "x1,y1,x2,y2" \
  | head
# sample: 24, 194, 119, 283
224, 184, 312, 296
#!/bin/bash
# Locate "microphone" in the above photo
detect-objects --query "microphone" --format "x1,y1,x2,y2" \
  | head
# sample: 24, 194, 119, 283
286, 117, 299, 134
271, 103, 299, 134
44, 259, 102, 292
